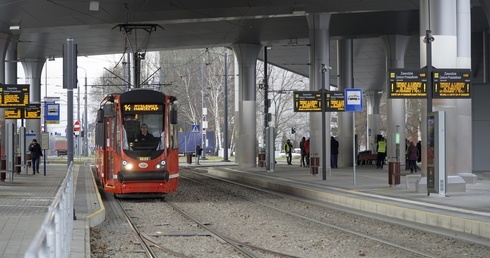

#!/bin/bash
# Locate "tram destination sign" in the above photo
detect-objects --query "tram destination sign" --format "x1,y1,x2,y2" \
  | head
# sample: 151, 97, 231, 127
388, 69, 427, 98
293, 91, 345, 112
123, 104, 163, 113
0, 84, 30, 107
433, 69, 471, 98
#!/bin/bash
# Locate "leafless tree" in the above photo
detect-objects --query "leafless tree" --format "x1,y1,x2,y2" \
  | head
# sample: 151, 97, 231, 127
256, 62, 309, 150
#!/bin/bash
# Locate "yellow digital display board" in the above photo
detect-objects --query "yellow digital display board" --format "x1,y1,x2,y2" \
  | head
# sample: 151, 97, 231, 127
123, 104, 163, 113
24, 108, 41, 119
293, 91, 345, 112
433, 69, 471, 98
3, 104, 41, 119
5, 109, 21, 119
294, 92, 322, 112
388, 69, 427, 98
0, 84, 30, 107
326, 91, 345, 112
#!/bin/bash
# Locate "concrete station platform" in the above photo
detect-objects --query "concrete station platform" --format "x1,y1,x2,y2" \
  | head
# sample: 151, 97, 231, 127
190, 161, 490, 242
0, 163, 104, 258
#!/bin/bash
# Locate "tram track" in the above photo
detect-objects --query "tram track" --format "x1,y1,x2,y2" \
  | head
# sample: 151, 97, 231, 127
176, 167, 490, 257
179, 170, 434, 258
92, 167, 490, 257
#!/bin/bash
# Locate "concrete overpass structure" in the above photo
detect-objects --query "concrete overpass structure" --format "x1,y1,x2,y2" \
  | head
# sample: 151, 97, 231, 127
0, 0, 489, 173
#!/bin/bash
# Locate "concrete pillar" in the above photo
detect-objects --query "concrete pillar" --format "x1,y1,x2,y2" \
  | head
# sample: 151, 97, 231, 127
231, 43, 261, 168
420, 0, 471, 175
365, 90, 382, 151
337, 39, 353, 167
21, 59, 45, 141
382, 35, 410, 165
307, 12, 331, 169
0, 33, 11, 161
482, 1, 490, 83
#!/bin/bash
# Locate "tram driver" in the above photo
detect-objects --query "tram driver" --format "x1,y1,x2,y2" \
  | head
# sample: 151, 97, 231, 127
135, 124, 154, 142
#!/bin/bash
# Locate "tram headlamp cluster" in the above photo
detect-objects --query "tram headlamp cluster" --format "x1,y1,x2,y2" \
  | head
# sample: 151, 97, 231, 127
155, 160, 166, 170
122, 160, 134, 171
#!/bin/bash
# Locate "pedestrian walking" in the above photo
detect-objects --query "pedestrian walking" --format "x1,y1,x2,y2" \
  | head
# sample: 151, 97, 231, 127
284, 139, 293, 165
330, 136, 339, 168
300, 137, 306, 167
305, 138, 310, 167
376, 137, 387, 169
416, 140, 422, 163
29, 139, 43, 174
195, 144, 203, 165
407, 141, 419, 173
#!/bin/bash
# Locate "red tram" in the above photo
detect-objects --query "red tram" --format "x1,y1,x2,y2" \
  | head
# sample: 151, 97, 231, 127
94, 89, 179, 198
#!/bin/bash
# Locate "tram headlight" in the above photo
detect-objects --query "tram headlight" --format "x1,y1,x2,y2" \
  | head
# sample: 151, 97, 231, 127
155, 160, 166, 170
122, 160, 134, 171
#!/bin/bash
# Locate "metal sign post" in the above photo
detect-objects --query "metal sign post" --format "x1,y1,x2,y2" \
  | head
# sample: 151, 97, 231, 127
41, 132, 49, 176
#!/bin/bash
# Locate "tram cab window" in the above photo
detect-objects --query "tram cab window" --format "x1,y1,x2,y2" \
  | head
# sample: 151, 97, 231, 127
122, 113, 163, 151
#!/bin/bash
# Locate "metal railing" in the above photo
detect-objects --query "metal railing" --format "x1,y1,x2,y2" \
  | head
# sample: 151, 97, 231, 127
25, 162, 74, 258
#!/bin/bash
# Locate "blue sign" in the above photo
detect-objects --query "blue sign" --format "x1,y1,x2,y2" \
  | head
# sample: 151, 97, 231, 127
46, 103, 60, 124
191, 124, 200, 133
344, 88, 363, 112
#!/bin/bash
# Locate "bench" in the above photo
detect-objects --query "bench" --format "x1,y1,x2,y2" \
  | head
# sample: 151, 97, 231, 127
358, 152, 377, 166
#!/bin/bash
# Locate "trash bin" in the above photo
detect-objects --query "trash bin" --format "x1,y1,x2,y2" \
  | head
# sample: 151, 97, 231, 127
388, 161, 400, 185
26, 154, 31, 167
186, 153, 193, 164
258, 153, 266, 167
15, 156, 21, 173
310, 156, 319, 175
0, 172, 5, 182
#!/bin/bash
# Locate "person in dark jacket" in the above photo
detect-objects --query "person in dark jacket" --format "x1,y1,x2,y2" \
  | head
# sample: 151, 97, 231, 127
407, 141, 419, 173
330, 136, 339, 168
416, 140, 422, 162
195, 144, 203, 165
284, 139, 293, 165
29, 139, 43, 174
135, 124, 154, 142
299, 137, 306, 167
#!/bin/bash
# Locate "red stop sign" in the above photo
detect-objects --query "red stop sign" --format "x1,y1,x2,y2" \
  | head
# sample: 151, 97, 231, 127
74, 121, 81, 131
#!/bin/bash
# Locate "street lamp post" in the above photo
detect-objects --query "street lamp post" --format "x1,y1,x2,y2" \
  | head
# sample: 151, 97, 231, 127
223, 52, 229, 162
201, 62, 207, 159
78, 66, 88, 157
83, 73, 88, 156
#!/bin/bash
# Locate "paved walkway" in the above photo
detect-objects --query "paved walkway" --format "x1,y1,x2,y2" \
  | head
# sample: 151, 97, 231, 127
0, 163, 104, 258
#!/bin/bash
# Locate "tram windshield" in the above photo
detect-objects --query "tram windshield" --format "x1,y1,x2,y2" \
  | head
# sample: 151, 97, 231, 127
122, 111, 164, 157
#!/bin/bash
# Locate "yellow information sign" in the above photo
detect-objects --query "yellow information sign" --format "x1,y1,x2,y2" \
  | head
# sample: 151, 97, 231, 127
293, 91, 345, 112
3, 104, 40, 119
0, 84, 30, 107
388, 69, 427, 98
5, 109, 21, 119
433, 69, 471, 98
